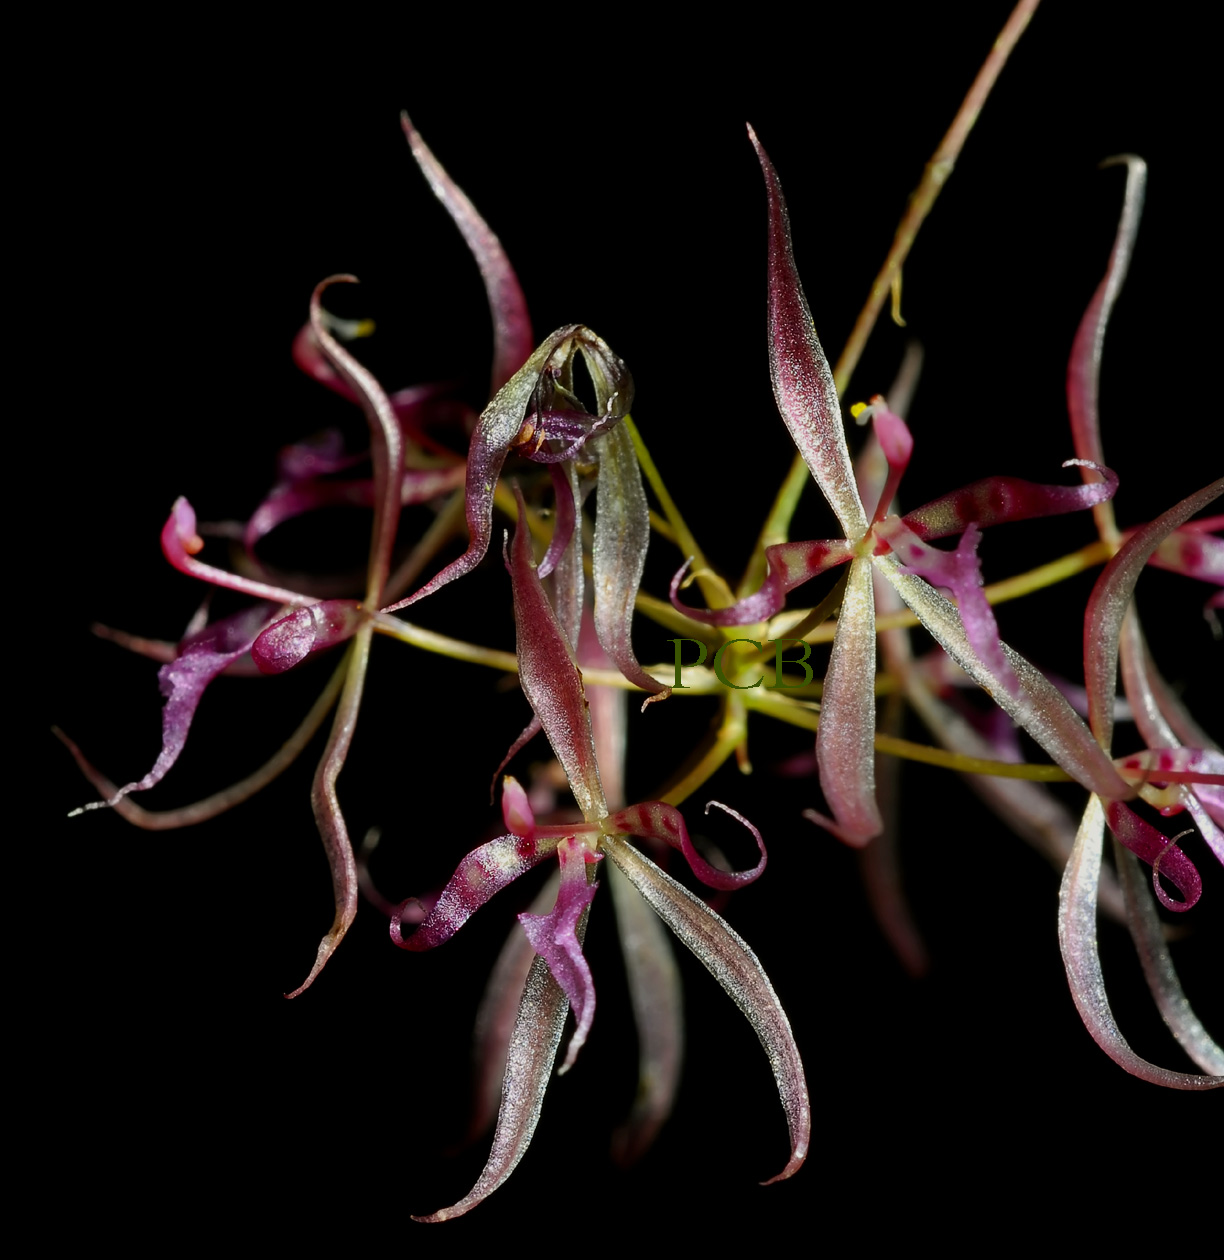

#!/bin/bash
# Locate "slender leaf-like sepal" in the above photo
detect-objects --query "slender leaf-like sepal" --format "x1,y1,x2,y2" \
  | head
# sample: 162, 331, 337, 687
807, 556, 883, 845
1057, 794, 1221, 1089
748, 125, 868, 540
878, 554, 1133, 799
415, 955, 572, 1222
507, 488, 608, 824
593, 421, 669, 700
1067, 155, 1146, 540
401, 112, 533, 395
601, 834, 810, 1182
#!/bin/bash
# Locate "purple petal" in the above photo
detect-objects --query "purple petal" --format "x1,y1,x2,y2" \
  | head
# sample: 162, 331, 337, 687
60, 655, 346, 830
877, 518, 1018, 695
609, 800, 766, 889
401, 113, 532, 395
162, 497, 311, 606
76, 604, 278, 811
748, 126, 868, 540
901, 462, 1118, 541
390, 828, 561, 952
1058, 794, 1221, 1089
518, 837, 601, 1073
601, 834, 810, 1182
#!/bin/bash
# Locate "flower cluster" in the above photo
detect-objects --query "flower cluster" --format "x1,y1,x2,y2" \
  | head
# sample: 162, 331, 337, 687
59, 9, 1221, 1225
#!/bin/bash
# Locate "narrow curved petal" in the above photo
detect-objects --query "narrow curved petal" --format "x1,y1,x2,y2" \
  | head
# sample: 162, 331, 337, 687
391, 830, 561, 951
748, 125, 868, 539
415, 954, 572, 1222
59, 654, 346, 829
401, 113, 533, 394
901, 462, 1118, 541
73, 604, 278, 812
243, 465, 464, 556
609, 800, 767, 889
601, 833, 810, 1182
592, 421, 668, 698
808, 556, 883, 845
162, 497, 311, 606
309, 277, 404, 605
1057, 794, 1221, 1089
1113, 842, 1224, 1074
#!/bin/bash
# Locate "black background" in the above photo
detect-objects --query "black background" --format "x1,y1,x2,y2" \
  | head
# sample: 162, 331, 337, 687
43, 4, 1219, 1243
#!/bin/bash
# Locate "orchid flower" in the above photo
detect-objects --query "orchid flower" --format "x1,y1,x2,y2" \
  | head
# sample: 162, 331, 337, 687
672, 127, 1128, 846
391, 492, 807, 1221
62, 119, 535, 995
1048, 155, 1222, 1086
